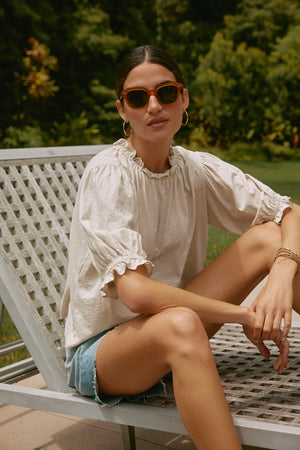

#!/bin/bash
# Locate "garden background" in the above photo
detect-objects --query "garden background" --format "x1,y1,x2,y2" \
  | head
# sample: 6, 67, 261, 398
1, 0, 300, 159
0, 0, 300, 366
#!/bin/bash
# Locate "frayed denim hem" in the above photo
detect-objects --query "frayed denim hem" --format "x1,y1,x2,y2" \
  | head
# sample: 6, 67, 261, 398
65, 330, 167, 407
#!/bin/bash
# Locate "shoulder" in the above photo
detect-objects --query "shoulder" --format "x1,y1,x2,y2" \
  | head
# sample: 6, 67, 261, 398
82, 139, 134, 180
172, 145, 230, 175
76, 140, 136, 201
85, 140, 122, 170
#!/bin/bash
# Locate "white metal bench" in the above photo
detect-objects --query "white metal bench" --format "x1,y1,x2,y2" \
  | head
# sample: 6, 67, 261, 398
0, 145, 299, 450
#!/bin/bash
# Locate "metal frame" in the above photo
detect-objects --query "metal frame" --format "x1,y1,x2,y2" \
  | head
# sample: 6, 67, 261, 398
0, 145, 299, 450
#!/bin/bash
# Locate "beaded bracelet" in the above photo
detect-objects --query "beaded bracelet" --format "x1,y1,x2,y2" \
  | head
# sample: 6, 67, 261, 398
275, 247, 300, 269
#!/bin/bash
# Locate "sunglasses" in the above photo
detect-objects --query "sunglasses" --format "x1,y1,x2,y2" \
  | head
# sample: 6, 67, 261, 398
120, 82, 183, 109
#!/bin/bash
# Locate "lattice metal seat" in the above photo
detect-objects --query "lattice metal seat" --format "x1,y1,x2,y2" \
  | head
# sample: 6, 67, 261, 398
0, 145, 299, 450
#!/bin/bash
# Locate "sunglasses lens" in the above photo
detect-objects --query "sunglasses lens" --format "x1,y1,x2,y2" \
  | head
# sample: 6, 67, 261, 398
123, 84, 181, 108
158, 85, 179, 104
126, 90, 148, 108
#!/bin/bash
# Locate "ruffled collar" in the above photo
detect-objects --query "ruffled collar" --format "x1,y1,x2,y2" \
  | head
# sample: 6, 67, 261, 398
114, 138, 183, 178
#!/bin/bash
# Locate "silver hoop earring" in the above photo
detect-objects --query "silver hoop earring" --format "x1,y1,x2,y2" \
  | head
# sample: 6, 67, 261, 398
123, 121, 131, 137
182, 110, 189, 127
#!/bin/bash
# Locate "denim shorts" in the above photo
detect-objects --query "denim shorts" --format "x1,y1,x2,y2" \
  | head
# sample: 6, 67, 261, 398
65, 329, 166, 407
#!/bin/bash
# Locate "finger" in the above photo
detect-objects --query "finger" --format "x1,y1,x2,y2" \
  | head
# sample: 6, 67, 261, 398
279, 337, 290, 362
249, 300, 257, 312
267, 314, 282, 341
255, 341, 270, 360
282, 311, 292, 339
273, 351, 288, 374
274, 357, 285, 374
253, 311, 265, 341
274, 350, 289, 374
261, 315, 274, 340
273, 335, 290, 373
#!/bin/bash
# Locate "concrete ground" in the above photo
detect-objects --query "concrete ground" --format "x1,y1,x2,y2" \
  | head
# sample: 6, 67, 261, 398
1, 280, 299, 450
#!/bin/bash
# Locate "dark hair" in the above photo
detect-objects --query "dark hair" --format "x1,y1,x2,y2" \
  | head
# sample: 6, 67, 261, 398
115, 45, 184, 98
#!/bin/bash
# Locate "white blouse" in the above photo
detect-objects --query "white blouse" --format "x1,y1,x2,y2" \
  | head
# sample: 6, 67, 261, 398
61, 139, 291, 348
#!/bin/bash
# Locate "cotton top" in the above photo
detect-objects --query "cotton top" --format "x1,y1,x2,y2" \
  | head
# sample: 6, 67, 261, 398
61, 138, 291, 348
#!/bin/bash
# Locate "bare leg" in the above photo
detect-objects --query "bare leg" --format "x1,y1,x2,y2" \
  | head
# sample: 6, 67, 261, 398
185, 221, 300, 338
95, 222, 299, 448
96, 308, 241, 450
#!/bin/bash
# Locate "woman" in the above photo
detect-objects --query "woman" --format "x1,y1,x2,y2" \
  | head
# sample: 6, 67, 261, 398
61, 45, 300, 449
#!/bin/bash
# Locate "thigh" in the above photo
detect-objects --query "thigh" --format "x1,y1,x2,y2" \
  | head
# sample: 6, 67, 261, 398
96, 311, 173, 397
185, 223, 279, 337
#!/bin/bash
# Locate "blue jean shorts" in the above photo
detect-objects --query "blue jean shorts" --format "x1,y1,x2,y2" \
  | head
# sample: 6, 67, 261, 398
65, 329, 166, 407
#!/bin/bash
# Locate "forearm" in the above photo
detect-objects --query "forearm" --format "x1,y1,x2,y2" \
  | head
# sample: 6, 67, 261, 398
280, 203, 300, 252
270, 202, 300, 279
252, 203, 300, 340
115, 267, 251, 326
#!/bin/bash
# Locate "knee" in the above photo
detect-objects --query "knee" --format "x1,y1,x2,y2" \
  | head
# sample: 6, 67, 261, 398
157, 307, 211, 362
246, 221, 281, 260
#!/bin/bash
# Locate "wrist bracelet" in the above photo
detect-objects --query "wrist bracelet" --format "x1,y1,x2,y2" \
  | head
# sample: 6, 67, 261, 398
275, 247, 300, 269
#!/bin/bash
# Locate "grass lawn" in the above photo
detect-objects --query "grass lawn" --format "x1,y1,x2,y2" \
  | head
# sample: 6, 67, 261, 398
1, 160, 299, 367
234, 160, 300, 204
0, 307, 30, 367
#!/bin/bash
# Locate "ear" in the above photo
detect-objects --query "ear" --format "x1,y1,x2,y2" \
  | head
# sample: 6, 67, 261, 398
182, 88, 189, 111
116, 99, 128, 122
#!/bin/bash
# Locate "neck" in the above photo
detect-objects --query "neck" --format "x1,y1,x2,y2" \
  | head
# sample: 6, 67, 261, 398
127, 135, 172, 173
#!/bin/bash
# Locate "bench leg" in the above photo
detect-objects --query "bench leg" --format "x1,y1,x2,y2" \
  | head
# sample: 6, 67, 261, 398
120, 424, 136, 450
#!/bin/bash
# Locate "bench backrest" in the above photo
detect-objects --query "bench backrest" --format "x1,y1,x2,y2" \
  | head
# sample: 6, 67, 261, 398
0, 145, 109, 391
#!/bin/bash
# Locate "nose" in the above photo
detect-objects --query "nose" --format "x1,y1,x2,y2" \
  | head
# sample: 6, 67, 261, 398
147, 94, 162, 113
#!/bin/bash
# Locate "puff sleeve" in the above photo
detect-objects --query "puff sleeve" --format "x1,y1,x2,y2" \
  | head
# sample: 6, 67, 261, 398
199, 153, 292, 234
78, 163, 153, 297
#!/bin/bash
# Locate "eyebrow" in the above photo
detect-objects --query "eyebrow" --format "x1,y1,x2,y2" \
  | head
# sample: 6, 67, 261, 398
157, 80, 174, 87
125, 80, 176, 90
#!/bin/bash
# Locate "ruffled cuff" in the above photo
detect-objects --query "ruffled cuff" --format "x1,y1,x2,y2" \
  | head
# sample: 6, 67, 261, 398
271, 195, 292, 224
101, 255, 153, 297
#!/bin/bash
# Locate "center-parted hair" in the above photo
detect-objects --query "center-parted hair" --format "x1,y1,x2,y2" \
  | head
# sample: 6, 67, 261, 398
115, 45, 184, 99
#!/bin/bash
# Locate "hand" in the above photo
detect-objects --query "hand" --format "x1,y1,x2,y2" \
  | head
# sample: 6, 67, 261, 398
243, 323, 290, 374
250, 271, 293, 342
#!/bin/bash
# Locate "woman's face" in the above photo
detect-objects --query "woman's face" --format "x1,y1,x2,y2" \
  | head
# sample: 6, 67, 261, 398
116, 62, 189, 147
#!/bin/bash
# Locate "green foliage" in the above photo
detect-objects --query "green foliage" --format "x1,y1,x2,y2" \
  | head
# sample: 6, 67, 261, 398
84, 80, 122, 141
188, 142, 300, 163
224, 0, 300, 52
221, 142, 300, 162
72, 2, 131, 59
265, 25, 300, 146
2, 125, 47, 148
189, 0, 300, 152
0, 0, 299, 157
49, 112, 102, 146
22, 37, 59, 99
0, 308, 30, 369
191, 33, 270, 146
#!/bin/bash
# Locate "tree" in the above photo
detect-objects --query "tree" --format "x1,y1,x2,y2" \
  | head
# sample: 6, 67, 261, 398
190, 0, 300, 150
22, 37, 59, 99
224, 0, 300, 52
265, 25, 300, 147
0, 0, 131, 146
1, 0, 299, 153
191, 32, 270, 147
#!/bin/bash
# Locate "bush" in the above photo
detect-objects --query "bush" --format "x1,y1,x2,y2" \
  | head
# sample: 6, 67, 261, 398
49, 112, 103, 146
1, 125, 47, 148
189, 141, 300, 162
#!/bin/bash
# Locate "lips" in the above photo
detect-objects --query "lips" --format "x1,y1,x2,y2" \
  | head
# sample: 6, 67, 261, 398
147, 118, 168, 128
